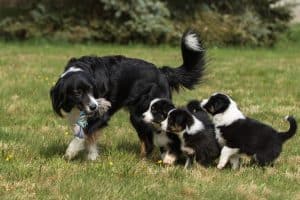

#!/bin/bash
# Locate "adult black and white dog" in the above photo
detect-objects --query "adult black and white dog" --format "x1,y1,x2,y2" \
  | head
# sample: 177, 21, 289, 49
201, 93, 297, 169
50, 30, 206, 160
142, 98, 182, 165
160, 103, 220, 168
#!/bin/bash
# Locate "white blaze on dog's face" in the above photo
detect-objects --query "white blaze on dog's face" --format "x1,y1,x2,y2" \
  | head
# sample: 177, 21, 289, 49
201, 93, 245, 126
142, 98, 161, 123
142, 98, 175, 124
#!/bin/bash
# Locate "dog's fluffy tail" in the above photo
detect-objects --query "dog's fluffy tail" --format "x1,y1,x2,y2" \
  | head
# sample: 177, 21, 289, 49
279, 116, 297, 143
160, 30, 205, 91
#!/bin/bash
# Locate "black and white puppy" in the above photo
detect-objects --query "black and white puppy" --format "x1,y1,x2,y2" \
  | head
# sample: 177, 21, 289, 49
50, 30, 206, 160
201, 93, 297, 169
161, 104, 220, 168
142, 98, 182, 165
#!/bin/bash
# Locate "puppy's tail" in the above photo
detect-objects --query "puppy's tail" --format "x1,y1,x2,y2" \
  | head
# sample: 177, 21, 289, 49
279, 116, 297, 143
160, 30, 205, 91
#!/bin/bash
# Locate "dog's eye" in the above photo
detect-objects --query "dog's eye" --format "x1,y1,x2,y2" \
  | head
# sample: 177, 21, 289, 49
151, 108, 157, 114
74, 90, 83, 96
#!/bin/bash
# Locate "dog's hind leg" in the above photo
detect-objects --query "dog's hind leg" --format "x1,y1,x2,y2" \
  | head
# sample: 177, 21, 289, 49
255, 149, 280, 167
217, 146, 239, 169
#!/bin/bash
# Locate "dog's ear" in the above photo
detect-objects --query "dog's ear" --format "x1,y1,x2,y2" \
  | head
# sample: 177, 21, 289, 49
162, 101, 175, 115
187, 100, 203, 113
50, 80, 65, 117
210, 96, 230, 114
185, 111, 194, 128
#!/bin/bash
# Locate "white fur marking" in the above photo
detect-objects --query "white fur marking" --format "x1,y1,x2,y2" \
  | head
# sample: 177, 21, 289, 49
142, 98, 161, 123
217, 146, 239, 169
60, 67, 83, 78
200, 99, 208, 108
153, 132, 170, 147
212, 97, 245, 127
186, 115, 204, 135
89, 94, 98, 105
160, 108, 176, 131
285, 115, 289, 121
161, 118, 168, 132
85, 94, 98, 113
185, 33, 202, 51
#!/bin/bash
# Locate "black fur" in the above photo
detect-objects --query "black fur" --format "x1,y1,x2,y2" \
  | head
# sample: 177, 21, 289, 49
165, 107, 220, 167
202, 93, 298, 166
142, 98, 182, 162
50, 30, 206, 156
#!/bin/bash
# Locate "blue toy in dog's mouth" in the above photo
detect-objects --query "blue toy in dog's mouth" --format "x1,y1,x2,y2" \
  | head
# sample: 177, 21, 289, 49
75, 111, 88, 138
73, 98, 112, 139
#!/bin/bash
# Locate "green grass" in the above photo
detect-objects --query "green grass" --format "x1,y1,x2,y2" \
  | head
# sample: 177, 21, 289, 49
0, 39, 299, 200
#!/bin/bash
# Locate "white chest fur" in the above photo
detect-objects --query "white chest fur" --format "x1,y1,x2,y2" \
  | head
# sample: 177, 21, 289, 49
153, 132, 171, 148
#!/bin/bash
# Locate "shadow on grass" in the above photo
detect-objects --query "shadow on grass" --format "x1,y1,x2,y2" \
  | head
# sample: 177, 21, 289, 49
116, 141, 140, 155
39, 140, 111, 162
39, 141, 68, 159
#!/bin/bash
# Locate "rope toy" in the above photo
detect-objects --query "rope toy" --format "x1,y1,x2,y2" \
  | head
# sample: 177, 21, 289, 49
73, 98, 111, 138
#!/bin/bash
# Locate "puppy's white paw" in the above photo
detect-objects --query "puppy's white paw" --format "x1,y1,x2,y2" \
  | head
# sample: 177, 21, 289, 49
163, 153, 176, 165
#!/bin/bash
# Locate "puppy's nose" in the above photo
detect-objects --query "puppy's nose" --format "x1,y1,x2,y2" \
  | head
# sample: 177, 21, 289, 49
89, 104, 97, 111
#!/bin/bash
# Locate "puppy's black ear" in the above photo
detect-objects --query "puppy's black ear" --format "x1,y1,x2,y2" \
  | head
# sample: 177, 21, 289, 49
211, 96, 230, 114
50, 80, 65, 117
185, 111, 194, 128
187, 100, 202, 113
162, 101, 175, 114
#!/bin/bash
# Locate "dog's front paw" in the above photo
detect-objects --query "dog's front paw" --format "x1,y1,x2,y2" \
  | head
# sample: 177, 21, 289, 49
64, 137, 85, 161
87, 151, 99, 161
64, 149, 77, 161
163, 153, 176, 165
217, 163, 226, 170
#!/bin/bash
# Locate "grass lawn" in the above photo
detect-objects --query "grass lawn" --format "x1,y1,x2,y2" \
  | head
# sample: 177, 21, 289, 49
0, 38, 299, 199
